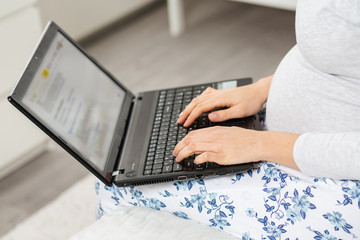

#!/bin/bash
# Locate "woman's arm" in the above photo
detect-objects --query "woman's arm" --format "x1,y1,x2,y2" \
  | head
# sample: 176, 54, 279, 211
253, 74, 273, 106
260, 131, 300, 170
293, 132, 360, 180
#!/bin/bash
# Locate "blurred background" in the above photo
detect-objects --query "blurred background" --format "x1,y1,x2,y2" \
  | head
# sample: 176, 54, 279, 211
0, 0, 296, 238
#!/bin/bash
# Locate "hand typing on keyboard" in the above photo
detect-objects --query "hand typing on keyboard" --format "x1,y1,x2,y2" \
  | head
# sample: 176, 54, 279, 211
173, 126, 266, 165
177, 78, 271, 127
173, 78, 272, 166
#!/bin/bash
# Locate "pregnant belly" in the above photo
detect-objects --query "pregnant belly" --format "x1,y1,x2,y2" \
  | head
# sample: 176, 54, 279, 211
265, 45, 360, 134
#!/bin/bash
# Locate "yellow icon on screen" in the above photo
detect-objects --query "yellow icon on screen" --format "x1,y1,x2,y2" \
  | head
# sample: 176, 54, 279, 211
42, 68, 50, 78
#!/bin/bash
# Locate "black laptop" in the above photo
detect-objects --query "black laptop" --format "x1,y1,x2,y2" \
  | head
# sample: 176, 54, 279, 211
8, 22, 256, 187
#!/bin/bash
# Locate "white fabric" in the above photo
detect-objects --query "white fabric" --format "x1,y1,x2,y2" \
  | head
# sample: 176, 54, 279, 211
70, 206, 239, 240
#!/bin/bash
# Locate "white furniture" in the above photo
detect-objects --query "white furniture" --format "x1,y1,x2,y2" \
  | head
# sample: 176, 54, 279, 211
167, 0, 297, 37
70, 207, 240, 240
167, 0, 186, 37
0, 0, 48, 179
0, 175, 95, 240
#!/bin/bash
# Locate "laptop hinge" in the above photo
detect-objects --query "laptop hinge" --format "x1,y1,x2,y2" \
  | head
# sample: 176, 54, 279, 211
113, 99, 136, 170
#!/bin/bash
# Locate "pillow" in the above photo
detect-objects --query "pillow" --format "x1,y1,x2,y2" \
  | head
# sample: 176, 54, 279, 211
69, 206, 239, 240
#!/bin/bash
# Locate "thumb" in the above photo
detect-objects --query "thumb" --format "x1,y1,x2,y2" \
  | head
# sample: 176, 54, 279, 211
208, 108, 238, 122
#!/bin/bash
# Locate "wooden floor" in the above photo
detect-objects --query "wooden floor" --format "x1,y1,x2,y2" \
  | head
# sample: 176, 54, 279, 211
0, 0, 295, 236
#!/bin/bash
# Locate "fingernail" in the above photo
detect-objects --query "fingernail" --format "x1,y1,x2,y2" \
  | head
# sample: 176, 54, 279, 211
209, 113, 218, 120
179, 111, 183, 116
172, 150, 176, 156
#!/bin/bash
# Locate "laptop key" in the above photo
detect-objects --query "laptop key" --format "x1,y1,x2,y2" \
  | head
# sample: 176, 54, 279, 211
154, 160, 164, 165
160, 126, 169, 131
173, 104, 182, 110
153, 164, 163, 169
164, 155, 174, 161
145, 160, 153, 165
183, 158, 193, 171
159, 130, 168, 136
155, 149, 165, 155
167, 141, 176, 146
155, 153, 164, 159
165, 147, 175, 153
164, 105, 172, 113
156, 145, 165, 150
194, 163, 206, 170
164, 160, 174, 166
144, 170, 152, 175
168, 135, 177, 141
154, 156, 164, 161
163, 165, 172, 173
173, 163, 183, 172
158, 135, 168, 140
151, 168, 162, 175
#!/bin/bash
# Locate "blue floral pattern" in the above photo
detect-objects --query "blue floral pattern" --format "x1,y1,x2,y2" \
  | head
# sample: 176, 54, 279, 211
95, 162, 360, 239
338, 181, 360, 209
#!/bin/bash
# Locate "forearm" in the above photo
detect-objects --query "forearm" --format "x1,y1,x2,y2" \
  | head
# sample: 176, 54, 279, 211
258, 131, 300, 170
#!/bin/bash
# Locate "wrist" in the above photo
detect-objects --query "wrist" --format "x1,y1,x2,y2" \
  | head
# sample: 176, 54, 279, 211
254, 75, 273, 105
258, 131, 300, 170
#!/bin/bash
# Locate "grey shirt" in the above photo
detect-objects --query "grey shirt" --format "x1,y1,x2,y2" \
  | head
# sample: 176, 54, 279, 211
266, 0, 360, 180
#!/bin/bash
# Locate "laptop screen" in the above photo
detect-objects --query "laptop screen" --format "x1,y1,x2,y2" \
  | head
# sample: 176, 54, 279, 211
21, 31, 126, 171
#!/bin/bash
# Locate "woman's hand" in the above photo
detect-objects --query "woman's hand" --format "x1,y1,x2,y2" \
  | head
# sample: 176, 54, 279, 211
177, 75, 273, 127
173, 126, 264, 165
173, 126, 300, 170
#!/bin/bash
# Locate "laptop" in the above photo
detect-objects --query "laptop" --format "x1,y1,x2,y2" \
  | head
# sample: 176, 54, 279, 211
8, 21, 257, 187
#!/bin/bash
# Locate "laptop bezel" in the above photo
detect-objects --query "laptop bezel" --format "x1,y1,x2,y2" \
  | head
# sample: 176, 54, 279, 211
8, 21, 135, 186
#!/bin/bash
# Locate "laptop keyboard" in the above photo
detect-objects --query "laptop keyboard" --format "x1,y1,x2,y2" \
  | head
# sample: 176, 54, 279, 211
143, 84, 247, 176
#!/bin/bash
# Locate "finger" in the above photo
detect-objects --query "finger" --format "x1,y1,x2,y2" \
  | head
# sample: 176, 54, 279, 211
175, 142, 216, 163
177, 98, 200, 124
183, 99, 223, 127
208, 107, 241, 122
173, 128, 214, 156
173, 138, 187, 156
194, 152, 222, 165
177, 88, 215, 124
